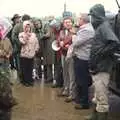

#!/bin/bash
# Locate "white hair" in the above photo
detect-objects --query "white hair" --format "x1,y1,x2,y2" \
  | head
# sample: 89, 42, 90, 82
80, 13, 90, 23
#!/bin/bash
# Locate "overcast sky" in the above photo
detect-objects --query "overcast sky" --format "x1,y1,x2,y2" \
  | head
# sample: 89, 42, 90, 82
0, 0, 119, 17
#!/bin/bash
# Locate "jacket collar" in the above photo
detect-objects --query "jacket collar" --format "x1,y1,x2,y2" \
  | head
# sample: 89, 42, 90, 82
79, 23, 91, 29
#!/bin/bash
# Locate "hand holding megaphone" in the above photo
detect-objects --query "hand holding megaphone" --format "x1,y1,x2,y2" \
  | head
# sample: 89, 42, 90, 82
52, 40, 61, 51
59, 41, 64, 47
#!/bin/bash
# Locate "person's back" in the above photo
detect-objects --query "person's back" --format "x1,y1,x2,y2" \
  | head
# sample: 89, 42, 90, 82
90, 20, 119, 73
85, 4, 120, 120
0, 37, 16, 120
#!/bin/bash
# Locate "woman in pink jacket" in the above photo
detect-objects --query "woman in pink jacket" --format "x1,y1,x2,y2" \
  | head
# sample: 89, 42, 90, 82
19, 21, 39, 87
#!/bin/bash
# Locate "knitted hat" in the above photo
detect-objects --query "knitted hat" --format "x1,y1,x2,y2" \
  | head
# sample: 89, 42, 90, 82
89, 4, 105, 18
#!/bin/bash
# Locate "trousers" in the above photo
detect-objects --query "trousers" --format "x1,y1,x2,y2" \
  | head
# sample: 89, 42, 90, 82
92, 72, 109, 112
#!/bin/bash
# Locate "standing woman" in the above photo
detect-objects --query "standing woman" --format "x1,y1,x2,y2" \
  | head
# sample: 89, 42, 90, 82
19, 21, 39, 86
33, 19, 44, 80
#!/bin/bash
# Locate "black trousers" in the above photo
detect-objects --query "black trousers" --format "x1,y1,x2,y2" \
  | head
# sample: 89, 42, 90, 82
44, 62, 63, 86
54, 58, 63, 87
34, 57, 42, 78
9, 55, 15, 69
44, 64, 53, 81
20, 57, 34, 84
73, 56, 92, 106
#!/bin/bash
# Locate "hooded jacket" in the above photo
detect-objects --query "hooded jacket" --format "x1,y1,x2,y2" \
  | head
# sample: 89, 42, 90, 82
89, 4, 120, 96
89, 4, 119, 73
19, 21, 39, 58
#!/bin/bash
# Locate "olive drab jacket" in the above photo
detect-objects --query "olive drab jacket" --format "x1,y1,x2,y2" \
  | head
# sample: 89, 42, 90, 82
12, 22, 23, 54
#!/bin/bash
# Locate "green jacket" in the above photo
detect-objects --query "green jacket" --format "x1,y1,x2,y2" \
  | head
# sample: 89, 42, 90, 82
12, 22, 23, 54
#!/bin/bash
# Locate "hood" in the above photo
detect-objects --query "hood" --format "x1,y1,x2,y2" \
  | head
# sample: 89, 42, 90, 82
23, 20, 32, 32
89, 4, 105, 29
49, 19, 62, 31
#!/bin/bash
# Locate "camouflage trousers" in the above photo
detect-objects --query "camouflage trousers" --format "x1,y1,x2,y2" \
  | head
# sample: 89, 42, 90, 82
0, 110, 11, 120
92, 72, 110, 112
0, 63, 13, 120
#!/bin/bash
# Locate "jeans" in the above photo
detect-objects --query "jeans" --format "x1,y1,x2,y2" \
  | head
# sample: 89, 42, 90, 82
73, 56, 92, 106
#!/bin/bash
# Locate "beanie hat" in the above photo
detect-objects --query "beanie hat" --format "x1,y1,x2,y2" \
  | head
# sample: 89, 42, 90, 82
89, 4, 105, 18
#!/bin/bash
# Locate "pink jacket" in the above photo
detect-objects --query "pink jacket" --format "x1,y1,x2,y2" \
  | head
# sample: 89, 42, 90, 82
19, 32, 39, 58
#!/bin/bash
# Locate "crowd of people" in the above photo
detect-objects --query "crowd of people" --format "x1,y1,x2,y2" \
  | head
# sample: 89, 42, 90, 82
0, 3, 120, 120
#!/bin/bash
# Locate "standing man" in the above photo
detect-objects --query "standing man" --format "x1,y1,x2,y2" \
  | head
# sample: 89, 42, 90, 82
72, 13, 94, 109
12, 14, 31, 81
85, 4, 119, 120
8, 14, 21, 70
11, 14, 21, 26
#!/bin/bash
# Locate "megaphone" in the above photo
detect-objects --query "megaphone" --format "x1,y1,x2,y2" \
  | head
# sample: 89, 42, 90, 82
52, 40, 61, 51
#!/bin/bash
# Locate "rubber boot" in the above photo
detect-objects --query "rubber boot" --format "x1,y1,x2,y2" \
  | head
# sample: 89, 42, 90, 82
97, 112, 108, 120
85, 104, 97, 120
85, 110, 98, 120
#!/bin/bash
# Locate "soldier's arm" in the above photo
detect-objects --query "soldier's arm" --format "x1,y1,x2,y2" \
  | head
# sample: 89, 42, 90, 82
7, 38, 13, 57
12, 24, 21, 48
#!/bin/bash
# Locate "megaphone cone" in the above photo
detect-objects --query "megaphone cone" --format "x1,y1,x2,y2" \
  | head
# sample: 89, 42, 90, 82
52, 40, 61, 51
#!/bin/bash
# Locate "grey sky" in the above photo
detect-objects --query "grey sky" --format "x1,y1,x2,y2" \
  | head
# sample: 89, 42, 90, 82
0, 0, 118, 17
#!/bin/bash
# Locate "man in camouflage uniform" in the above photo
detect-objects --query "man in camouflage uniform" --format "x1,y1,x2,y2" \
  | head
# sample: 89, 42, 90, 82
7, 14, 21, 70
12, 14, 31, 81
0, 37, 17, 120
85, 4, 120, 120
